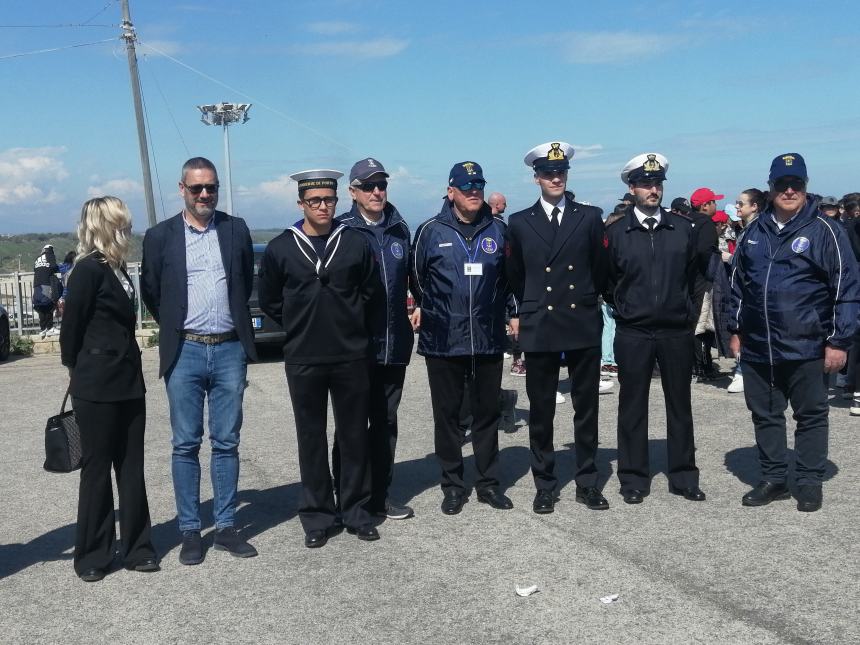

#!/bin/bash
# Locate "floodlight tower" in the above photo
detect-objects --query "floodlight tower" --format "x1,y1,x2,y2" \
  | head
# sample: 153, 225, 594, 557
197, 102, 251, 215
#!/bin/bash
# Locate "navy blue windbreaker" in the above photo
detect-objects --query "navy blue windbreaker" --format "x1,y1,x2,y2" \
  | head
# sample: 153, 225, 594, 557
729, 196, 860, 364
410, 200, 508, 357
336, 202, 414, 365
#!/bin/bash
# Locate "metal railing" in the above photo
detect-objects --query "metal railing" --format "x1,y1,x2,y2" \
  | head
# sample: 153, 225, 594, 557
0, 262, 154, 335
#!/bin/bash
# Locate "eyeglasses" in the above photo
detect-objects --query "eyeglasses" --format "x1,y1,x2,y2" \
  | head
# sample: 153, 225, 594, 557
455, 181, 486, 192
773, 177, 806, 193
182, 183, 219, 195
302, 196, 339, 209
356, 180, 388, 193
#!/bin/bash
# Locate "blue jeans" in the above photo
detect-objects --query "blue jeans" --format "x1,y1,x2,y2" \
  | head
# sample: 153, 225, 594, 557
601, 303, 616, 366
165, 339, 247, 532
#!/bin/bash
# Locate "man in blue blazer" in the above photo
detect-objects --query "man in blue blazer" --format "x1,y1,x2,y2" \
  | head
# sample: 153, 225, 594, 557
141, 157, 258, 565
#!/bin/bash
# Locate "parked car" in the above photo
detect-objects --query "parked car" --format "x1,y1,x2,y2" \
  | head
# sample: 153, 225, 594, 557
248, 243, 287, 347
0, 304, 10, 361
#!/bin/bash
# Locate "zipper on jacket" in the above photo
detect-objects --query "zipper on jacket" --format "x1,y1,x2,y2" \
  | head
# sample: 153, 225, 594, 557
379, 235, 391, 365
762, 233, 775, 382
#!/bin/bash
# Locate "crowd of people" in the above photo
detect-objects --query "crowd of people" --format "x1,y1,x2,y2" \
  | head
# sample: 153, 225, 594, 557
56, 147, 859, 582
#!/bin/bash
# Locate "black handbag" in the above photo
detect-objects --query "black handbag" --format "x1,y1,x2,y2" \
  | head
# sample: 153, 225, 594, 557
43, 387, 82, 473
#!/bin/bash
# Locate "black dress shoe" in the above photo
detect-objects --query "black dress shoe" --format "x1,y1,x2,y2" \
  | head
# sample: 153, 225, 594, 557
476, 488, 513, 510
742, 481, 790, 507
622, 489, 646, 504
347, 525, 381, 541
533, 490, 555, 514
669, 485, 706, 501
441, 491, 467, 515
78, 568, 105, 582
796, 485, 822, 512
576, 486, 609, 510
179, 530, 204, 565
305, 529, 328, 548
214, 527, 258, 558
126, 557, 160, 572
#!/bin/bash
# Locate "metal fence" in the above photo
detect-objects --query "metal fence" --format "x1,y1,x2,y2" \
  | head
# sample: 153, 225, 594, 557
0, 262, 154, 336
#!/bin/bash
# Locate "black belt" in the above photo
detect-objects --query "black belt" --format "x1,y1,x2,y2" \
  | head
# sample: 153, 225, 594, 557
181, 330, 237, 345
87, 348, 119, 356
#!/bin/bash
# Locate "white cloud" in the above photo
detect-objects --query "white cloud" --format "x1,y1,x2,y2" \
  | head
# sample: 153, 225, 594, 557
0, 147, 68, 206
292, 38, 409, 59
572, 144, 604, 159
138, 40, 183, 57
305, 21, 359, 35
561, 31, 678, 65
86, 178, 144, 199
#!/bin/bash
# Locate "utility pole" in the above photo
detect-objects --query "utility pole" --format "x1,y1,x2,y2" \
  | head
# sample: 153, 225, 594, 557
197, 103, 251, 215
120, 0, 157, 229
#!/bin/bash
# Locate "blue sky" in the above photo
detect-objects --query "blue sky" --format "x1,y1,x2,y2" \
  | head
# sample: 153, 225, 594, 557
2, 0, 860, 233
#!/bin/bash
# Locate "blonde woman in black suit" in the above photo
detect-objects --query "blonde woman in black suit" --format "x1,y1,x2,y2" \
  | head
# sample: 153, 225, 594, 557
60, 196, 158, 582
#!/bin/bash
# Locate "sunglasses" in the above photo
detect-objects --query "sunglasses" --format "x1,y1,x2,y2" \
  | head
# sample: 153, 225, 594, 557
183, 183, 219, 195
455, 181, 486, 192
356, 180, 388, 193
773, 177, 806, 193
302, 196, 339, 209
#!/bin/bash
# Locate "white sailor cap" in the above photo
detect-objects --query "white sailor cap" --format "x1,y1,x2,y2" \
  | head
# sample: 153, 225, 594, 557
524, 141, 575, 171
289, 169, 343, 192
621, 153, 669, 185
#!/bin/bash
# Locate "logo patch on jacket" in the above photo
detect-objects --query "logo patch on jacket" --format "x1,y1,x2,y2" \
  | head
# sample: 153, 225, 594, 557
791, 237, 810, 253
390, 241, 404, 259
481, 237, 498, 254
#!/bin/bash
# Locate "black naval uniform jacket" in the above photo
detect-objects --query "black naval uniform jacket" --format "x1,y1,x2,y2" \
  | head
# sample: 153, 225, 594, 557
604, 208, 698, 337
257, 221, 380, 365
505, 193, 608, 352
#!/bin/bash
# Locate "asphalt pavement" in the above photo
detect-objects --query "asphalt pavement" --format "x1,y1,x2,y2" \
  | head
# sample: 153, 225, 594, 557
1, 347, 858, 644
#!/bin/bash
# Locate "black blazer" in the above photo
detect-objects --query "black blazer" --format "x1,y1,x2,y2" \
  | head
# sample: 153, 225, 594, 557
140, 211, 257, 378
60, 254, 145, 402
505, 194, 608, 352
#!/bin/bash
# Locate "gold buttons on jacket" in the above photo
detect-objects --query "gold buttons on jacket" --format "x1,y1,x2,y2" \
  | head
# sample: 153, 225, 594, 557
546, 286, 552, 292
547, 305, 554, 311
569, 284, 575, 290
568, 265, 573, 270
570, 304, 576, 309
545, 267, 551, 273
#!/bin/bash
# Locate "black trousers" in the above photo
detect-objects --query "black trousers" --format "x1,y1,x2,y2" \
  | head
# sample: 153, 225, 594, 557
425, 355, 502, 493
525, 347, 601, 491
35, 304, 54, 331
72, 397, 154, 574
332, 363, 407, 514
614, 332, 699, 492
286, 360, 371, 532
742, 359, 829, 485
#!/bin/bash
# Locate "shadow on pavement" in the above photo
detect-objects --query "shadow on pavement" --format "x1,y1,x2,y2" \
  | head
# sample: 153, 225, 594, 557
0, 522, 75, 580
723, 445, 839, 487
151, 483, 303, 556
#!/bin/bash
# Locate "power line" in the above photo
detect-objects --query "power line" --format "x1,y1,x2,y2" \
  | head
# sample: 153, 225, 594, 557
0, 24, 115, 28
138, 39, 354, 153
141, 53, 191, 157
82, 0, 120, 26
139, 82, 167, 221
0, 37, 116, 61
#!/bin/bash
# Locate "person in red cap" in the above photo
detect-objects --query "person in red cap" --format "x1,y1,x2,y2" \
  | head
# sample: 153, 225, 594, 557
689, 188, 722, 381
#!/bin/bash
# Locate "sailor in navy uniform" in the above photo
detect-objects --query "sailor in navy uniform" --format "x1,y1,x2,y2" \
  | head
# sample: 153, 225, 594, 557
603, 153, 706, 505
258, 169, 382, 547
505, 141, 610, 513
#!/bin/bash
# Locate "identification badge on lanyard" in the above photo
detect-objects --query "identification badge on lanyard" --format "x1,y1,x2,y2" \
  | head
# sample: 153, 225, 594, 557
464, 263, 483, 276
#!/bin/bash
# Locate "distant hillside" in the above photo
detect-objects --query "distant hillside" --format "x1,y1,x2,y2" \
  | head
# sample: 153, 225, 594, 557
0, 229, 286, 273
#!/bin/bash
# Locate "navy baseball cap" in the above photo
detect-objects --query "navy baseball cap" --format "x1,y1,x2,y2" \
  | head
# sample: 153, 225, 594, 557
448, 161, 485, 187
769, 153, 807, 183
349, 158, 388, 185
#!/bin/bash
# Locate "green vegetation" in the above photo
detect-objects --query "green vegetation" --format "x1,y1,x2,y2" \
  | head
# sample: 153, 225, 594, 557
0, 228, 286, 273
146, 330, 159, 348
0, 233, 143, 273
10, 334, 34, 356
